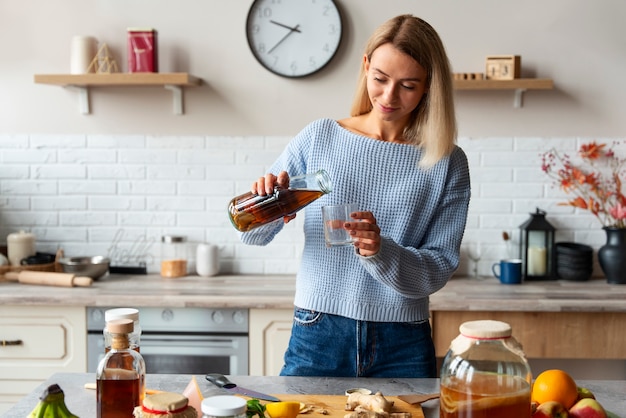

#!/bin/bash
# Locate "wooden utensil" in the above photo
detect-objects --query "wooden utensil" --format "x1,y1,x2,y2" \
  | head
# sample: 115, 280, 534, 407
396, 393, 440, 405
4, 270, 92, 287
264, 394, 425, 418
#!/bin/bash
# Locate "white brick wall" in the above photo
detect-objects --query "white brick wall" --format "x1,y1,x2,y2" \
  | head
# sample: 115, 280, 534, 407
1, 134, 623, 277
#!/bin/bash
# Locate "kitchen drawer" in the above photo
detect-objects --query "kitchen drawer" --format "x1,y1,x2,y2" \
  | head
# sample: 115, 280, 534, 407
0, 323, 66, 360
0, 305, 87, 412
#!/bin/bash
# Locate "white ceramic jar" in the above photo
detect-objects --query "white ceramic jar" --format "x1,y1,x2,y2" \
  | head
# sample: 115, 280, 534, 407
196, 243, 219, 277
7, 230, 36, 266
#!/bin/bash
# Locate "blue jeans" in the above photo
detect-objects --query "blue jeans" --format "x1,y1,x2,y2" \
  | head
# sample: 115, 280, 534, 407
279, 308, 437, 378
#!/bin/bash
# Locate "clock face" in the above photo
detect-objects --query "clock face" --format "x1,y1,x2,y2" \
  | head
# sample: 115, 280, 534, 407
246, 0, 343, 78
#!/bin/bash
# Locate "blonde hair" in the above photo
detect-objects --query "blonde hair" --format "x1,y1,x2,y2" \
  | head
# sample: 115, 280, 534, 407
350, 15, 457, 167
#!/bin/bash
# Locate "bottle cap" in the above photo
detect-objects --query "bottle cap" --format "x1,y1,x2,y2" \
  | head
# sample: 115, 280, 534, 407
162, 235, 187, 243
460, 320, 512, 339
105, 307, 139, 323
106, 318, 134, 334
201, 395, 247, 416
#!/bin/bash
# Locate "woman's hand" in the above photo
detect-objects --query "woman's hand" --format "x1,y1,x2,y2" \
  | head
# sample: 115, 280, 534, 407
251, 171, 296, 223
345, 211, 381, 256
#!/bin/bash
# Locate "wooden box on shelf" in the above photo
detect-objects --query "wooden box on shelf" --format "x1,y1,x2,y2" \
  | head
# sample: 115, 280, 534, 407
486, 55, 521, 80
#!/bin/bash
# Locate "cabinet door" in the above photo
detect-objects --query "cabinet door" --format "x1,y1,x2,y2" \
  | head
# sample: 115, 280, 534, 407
0, 305, 86, 414
249, 309, 293, 376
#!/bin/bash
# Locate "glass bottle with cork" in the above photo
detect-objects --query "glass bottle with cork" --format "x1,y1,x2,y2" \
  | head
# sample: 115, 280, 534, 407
97, 318, 146, 418
439, 320, 532, 418
104, 307, 141, 353
228, 169, 332, 232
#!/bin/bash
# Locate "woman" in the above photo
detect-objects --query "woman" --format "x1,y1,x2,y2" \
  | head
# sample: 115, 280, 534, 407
239, 14, 471, 377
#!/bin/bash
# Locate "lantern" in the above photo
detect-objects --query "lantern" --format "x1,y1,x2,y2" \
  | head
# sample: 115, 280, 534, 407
518, 208, 556, 280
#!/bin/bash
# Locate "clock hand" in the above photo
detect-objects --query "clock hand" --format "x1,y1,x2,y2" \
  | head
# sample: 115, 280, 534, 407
267, 24, 300, 54
270, 20, 302, 33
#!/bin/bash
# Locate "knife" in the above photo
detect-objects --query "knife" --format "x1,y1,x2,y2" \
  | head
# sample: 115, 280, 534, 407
206, 373, 280, 402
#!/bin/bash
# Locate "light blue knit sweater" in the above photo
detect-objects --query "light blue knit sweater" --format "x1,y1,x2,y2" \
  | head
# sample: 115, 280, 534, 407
240, 118, 471, 322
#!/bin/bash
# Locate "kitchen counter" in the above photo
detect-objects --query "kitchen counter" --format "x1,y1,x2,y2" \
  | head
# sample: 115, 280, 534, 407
5, 373, 626, 418
1, 273, 625, 312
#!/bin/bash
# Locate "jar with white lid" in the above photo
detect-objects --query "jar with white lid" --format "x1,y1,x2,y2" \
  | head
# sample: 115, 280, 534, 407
104, 308, 141, 352
439, 320, 532, 418
201, 395, 247, 418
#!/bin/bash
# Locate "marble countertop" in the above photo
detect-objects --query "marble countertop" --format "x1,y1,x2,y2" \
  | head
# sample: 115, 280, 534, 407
1, 273, 625, 312
5, 373, 626, 418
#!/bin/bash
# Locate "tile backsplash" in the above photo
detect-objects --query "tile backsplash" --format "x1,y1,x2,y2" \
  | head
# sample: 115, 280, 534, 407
1, 133, 623, 277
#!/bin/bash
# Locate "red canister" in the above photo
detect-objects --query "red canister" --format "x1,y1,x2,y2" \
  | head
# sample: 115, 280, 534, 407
127, 28, 158, 72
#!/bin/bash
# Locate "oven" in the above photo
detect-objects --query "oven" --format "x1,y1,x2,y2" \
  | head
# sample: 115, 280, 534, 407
87, 307, 248, 375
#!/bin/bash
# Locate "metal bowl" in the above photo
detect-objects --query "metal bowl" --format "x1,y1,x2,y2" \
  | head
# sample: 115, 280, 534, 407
58, 256, 110, 280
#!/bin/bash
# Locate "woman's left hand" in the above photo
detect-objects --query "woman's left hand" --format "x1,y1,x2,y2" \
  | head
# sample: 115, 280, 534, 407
345, 211, 381, 256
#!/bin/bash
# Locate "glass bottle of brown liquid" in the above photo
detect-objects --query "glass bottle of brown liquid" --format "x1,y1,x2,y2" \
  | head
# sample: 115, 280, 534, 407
439, 320, 532, 418
97, 318, 146, 418
228, 169, 332, 232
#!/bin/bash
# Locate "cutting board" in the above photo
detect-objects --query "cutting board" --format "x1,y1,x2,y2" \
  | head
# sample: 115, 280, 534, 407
267, 394, 425, 418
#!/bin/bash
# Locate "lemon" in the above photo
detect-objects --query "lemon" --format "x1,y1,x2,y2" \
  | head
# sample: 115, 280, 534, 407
265, 401, 302, 418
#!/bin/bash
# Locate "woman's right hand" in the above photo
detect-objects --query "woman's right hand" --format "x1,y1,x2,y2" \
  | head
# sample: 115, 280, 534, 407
251, 171, 296, 223
251, 171, 290, 195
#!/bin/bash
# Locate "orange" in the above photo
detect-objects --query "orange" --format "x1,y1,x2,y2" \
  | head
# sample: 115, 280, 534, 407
531, 369, 579, 409
265, 401, 302, 418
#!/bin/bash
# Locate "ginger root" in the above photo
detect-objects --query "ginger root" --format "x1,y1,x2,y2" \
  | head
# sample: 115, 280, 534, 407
345, 392, 395, 416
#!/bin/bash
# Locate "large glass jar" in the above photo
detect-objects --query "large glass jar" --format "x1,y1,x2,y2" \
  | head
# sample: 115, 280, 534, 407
440, 320, 532, 418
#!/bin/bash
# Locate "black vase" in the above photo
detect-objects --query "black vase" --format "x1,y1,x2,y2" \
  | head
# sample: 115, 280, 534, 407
598, 227, 626, 284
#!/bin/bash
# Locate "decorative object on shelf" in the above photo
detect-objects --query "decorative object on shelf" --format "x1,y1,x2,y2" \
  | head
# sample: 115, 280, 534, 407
518, 208, 556, 281
128, 28, 158, 73
453, 73, 484, 80
598, 227, 626, 284
485, 55, 521, 80
70, 35, 98, 74
87, 43, 119, 74
246, 0, 343, 78
555, 242, 593, 281
541, 140, 626, 283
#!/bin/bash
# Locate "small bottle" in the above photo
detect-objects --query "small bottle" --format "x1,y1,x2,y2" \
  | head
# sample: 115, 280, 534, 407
104, 308, 141, 353
228, 169, 332, 232
201, 395, 247, 418
161, 235, 188, 278
439, 320, 532, 418
97, 318, 146, 418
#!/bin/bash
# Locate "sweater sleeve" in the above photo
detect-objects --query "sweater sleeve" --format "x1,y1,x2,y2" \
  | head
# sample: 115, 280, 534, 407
357, 146, 471, 298
237, 122, 316, 246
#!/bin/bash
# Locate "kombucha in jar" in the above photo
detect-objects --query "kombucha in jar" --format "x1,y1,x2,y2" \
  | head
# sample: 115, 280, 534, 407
439, 320, 532, 418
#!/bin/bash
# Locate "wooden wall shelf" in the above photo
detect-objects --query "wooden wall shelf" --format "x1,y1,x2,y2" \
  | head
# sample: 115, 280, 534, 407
33, 73, 202, 115
453, 78, 554, 108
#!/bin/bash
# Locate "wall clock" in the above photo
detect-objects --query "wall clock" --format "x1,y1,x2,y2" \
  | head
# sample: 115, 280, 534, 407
246, 0, 343, 78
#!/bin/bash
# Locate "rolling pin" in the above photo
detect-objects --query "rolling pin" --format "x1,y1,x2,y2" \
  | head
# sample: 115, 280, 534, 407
4, 271, 92, 287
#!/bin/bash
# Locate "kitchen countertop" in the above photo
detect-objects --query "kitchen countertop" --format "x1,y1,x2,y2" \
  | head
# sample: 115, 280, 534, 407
5, 373, 626, 418
1, 273, 625, 312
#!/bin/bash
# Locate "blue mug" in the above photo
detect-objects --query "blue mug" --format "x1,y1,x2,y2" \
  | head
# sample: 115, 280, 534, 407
492, 259, 523, 284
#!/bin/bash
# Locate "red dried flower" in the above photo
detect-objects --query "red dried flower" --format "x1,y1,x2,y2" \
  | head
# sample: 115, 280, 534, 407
541, 141, 626, 229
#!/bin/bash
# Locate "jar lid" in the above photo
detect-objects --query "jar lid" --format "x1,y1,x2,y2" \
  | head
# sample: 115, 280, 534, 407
162, 235, 187, 243
106, 318, 134, 334
105, 307, 139, 323
460, 320, 512, 339
201, 395, 247, 416
142, 392, 189, 412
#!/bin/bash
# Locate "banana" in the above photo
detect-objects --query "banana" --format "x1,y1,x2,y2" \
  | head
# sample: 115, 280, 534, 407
28, 384, 79, 418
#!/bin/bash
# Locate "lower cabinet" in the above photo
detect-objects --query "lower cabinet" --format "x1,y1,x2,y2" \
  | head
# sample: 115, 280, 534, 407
0, 305, 86, 414
431, 310, 626, 359
248, 308, 293, 376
